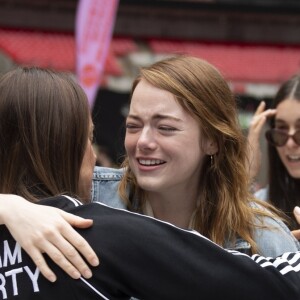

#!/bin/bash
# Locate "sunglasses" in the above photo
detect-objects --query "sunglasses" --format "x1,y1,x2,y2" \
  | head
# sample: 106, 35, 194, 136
265, 129, 300, 147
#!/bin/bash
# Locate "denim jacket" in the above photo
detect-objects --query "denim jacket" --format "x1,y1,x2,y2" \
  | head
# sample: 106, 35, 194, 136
92, 166, 300, 257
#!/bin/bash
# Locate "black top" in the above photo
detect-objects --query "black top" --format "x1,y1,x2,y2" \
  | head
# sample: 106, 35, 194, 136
0, 196, 300, 300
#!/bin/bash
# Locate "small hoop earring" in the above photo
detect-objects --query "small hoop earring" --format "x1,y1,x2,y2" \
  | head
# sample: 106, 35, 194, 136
210, 155, 214, 167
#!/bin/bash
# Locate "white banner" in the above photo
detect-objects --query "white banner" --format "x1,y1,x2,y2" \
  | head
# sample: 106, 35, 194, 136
75, 0, 119, 108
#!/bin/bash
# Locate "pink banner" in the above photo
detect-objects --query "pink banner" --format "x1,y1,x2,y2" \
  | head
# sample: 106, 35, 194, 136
75, 0, 119, 108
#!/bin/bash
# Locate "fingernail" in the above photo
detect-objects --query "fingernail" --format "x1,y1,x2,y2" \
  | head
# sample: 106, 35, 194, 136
83, 269, 92, 279
294, 206, 300, 215
72, 271, 81, 279
49, 275, 57, 283
91, 258, 99, 266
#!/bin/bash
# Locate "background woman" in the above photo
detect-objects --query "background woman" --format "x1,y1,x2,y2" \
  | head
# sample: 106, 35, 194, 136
248, 74, 300, 230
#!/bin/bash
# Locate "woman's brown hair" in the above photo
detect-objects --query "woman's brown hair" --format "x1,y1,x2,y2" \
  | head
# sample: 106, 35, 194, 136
0, 67, 90, 202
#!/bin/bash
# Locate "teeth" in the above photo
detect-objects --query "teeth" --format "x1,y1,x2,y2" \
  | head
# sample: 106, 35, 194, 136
139, 159, 164, 166
288, 155, 300, 161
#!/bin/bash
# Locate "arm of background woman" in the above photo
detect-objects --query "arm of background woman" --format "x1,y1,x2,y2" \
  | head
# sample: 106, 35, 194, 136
0, 194, 99, 282
247, 101, 277, 180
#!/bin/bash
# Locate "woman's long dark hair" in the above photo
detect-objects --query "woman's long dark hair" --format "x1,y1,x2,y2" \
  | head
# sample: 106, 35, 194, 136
0, 67, 90, 203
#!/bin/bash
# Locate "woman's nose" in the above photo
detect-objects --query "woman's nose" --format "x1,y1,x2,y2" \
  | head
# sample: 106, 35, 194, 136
286, 129, 298, 148
137, 128, 157, 151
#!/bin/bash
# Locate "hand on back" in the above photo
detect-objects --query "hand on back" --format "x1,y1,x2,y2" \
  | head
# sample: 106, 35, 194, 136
0, 194, 99, 282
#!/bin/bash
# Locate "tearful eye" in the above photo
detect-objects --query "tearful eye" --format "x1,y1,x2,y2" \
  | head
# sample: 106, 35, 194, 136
159, 126, 176, 132
126, 123, 140, 128
126, 123, 141, 133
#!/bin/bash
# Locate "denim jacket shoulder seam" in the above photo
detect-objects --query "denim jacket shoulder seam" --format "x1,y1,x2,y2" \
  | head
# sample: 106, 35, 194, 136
93, 174, 123, 181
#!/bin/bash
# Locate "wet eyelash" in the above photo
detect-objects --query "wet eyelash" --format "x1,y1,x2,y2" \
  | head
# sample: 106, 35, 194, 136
126, 123, 140, 129
159, 126, 176, 132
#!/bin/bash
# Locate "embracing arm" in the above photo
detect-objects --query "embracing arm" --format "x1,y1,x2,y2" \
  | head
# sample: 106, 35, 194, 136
2, 194, 300, 299
63, 202, 300, 300
0, 194, 99, 282
5, 196, 298, 300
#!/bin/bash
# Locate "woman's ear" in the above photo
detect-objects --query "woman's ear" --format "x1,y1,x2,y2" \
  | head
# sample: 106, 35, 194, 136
204, 139, 218, 155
